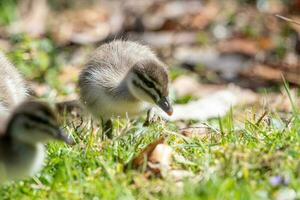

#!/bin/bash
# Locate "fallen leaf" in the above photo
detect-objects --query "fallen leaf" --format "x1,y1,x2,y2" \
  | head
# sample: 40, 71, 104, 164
9, 0, 48, 37
49, 7, 111, 45
128, 32, 197, 48
242, 64, 300, 86
142, 1, 202, 30
174, 47, 254, 80
258, 36, 274, 50
217, 38, 258, 56
149, 144, 173, 168
185, 2, 219, 29
180, 127, 208, 138
132, 137, 165, 168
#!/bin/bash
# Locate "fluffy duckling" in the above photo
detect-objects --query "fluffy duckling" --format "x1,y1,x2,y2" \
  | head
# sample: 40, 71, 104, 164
0, 52, 27, 117
0, 101, 74, 182
79, 40, 173, 137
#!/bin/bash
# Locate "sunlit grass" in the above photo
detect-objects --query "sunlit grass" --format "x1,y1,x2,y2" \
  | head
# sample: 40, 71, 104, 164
0, 104, 300, 200
1, 34, 300, 200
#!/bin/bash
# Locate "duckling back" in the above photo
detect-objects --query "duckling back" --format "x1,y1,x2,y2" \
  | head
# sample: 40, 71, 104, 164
80, 40, 158, 91
0, 52, 27, 116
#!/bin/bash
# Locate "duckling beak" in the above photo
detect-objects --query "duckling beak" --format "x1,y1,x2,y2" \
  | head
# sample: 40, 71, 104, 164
157, 97, 173, 116
56, 128, 75, 145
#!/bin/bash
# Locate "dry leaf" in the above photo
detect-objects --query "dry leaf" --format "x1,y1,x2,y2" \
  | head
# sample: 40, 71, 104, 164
9, 0, 48, 37
49, 7, 110, 45
130, 137, 174, 176
242, 64, 300, 86
128, 32, 197, 48
258, 36, 274, 50
174, 47, 253, 79
132, 137, 164, 168
180, 127, 208, 138
218, 39, 258, 56
186, 3, 219, 29
142, 1, 202, 30
149, 144, 173, 168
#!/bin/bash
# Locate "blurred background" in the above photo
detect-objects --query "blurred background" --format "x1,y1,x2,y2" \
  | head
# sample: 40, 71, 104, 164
0, 0, 300, 118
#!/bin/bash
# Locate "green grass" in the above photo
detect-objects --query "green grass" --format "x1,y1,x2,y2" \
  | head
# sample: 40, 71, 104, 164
1, 34, 300, 200
1, 107, 300, 199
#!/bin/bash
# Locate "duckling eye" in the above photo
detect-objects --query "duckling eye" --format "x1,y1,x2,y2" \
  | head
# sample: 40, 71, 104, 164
144, 80, 155, 88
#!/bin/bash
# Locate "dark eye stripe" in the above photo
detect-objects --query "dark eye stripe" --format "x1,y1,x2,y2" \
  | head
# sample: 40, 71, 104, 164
132, 80, 158, 102
36, 104, 56, 120
21, 113, 57, 129
134, 72, 162, 98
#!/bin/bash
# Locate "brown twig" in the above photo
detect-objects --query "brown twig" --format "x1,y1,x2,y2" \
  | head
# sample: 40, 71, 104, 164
275, 14, 300, 26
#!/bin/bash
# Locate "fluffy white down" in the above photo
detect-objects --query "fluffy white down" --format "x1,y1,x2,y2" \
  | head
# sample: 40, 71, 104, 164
85, 82, 150, 120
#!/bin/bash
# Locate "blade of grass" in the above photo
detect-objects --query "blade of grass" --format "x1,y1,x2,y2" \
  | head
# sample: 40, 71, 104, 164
282, 74, 298, 119
275, 14, 300, 26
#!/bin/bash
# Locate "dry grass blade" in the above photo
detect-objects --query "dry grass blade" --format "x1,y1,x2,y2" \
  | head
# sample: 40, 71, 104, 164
275, 14, 300, 26
255, 111, 268, 126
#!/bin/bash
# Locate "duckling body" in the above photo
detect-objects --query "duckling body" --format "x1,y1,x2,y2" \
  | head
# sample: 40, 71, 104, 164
79, 41, 158, 120
79, 40, 173, 125
0, 52, 27, 116
0, 101, 73, 182
0, 139, 45, 181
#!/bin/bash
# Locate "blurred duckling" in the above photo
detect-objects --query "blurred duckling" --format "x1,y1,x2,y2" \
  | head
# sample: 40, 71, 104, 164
0, 100, 74, 182
79, 40, 173, 137
0, 52, 27, 117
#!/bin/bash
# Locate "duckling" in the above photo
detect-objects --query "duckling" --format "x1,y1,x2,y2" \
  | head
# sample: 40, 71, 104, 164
79, 40, 173, 137
0, 100, 74, 182
0, 52, 27, 117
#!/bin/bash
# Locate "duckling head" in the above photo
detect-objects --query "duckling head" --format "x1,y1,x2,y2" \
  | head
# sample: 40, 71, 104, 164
127, 60, 173, 116
6, 101, 74, 145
